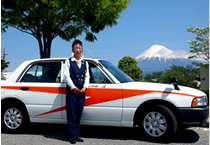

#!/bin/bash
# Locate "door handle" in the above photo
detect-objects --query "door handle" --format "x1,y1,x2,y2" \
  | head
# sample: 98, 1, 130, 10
20, 87, 29, 91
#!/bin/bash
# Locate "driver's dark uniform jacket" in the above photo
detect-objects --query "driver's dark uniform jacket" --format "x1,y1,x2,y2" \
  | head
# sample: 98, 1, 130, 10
66, 57, 87, 139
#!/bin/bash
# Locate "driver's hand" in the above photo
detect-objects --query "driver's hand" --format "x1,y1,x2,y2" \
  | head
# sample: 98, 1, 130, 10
80, 87, 87, 94
73, 87, 81, 94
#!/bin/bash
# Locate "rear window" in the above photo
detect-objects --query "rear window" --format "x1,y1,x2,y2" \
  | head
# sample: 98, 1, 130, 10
20, 62, 61, 83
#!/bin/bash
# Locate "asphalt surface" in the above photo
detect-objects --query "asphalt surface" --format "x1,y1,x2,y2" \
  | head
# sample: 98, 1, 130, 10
1, 123, 209, 145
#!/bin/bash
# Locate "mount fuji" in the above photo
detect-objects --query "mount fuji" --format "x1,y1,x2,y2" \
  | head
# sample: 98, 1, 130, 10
135, 45, 202, 75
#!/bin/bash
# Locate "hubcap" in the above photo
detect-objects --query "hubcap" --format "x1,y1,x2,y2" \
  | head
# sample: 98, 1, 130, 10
4, 108, 22, 129
143, 112, 167, 137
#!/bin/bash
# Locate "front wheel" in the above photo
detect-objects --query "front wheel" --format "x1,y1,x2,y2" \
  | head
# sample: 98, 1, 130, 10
1, 103, 29, 133
138, 105, 177, 142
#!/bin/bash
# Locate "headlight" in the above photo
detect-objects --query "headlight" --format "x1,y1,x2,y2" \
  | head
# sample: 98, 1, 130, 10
192, 96, 208, 107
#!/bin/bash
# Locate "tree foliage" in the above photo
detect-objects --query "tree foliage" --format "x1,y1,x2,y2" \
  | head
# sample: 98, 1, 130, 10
144, 65, 200, 87
2, 0, 130, 58
1, 58, 10, 72
118, 56, 143, 81
144, 71, 164, 83
162, 65, 199, 87
187, 26, 209, 62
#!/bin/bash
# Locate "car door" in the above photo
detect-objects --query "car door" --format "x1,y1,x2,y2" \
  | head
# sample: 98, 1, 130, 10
16, 60, 65, 119
62, 60, 123, 126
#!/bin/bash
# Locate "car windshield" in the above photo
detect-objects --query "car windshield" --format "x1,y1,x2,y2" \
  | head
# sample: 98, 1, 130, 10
99, 60, 134, 83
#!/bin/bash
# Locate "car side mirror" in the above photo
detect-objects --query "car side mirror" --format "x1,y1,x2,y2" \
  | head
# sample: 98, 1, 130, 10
169, 76, 180, 90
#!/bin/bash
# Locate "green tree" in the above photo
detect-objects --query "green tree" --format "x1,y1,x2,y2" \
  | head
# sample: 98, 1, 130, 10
187, 26, 209, 63
161, 65, 199, 87
118, 56, 143, 81
144, 65, 200, 87
144, 71, 164, 83
2, 0, 130, 58
1, 58, 10, 72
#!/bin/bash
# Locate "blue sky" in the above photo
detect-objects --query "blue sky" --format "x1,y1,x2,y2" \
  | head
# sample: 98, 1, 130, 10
1, 0, 209, 72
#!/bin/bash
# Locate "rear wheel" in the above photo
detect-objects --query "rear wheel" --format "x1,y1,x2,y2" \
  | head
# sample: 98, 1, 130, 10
138, 105, 177, 142
1, 103, 29, 133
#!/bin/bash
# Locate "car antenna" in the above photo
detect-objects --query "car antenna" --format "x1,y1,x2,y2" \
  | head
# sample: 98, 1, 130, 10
86, 48, 95, 58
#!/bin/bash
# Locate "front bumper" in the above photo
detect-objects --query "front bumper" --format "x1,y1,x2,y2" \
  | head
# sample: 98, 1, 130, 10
178, 106, 209, 128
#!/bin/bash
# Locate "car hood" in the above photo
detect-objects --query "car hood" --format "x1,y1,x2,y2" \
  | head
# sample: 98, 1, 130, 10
120, 81, 206, 97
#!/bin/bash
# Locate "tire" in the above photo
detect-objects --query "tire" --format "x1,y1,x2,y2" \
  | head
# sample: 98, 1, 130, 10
1, 103, 29, 133
138, 104, 177, 142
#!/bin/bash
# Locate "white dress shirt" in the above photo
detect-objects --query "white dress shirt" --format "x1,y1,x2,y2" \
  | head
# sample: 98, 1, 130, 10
64, 57, 90, 90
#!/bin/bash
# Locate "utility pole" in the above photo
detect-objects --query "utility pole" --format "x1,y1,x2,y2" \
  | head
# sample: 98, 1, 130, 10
2, 48, 8, 60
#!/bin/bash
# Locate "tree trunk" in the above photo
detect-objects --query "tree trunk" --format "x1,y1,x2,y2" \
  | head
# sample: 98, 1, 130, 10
36, 35, 52, 59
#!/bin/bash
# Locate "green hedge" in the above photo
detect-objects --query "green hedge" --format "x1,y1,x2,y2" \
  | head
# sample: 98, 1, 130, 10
199, 88, 209, 99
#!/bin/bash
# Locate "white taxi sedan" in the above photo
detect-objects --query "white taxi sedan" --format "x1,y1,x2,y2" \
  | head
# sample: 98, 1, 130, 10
1, 58, 209, 142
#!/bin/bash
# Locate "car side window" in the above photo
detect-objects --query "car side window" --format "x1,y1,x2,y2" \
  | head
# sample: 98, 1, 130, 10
88, 62, 111, 84
20, 62, 61, 83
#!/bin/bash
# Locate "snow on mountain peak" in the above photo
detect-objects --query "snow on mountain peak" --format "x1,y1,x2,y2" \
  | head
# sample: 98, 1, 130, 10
135, 45, 189, 61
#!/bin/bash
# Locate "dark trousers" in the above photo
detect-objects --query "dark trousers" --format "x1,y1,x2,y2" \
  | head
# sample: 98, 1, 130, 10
66, 91, 85, 139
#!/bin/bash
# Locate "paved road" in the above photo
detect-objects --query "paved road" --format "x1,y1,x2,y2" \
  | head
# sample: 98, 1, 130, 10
1, 124, 209, 145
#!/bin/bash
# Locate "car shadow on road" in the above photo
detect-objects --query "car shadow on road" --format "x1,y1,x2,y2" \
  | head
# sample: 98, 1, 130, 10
171, 128, 200, 144
2, 123, 202, 144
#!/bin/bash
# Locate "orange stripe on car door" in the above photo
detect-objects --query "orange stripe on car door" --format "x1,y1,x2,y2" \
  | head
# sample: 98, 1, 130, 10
85, 88, 122, 106
1, 86, 66, 94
